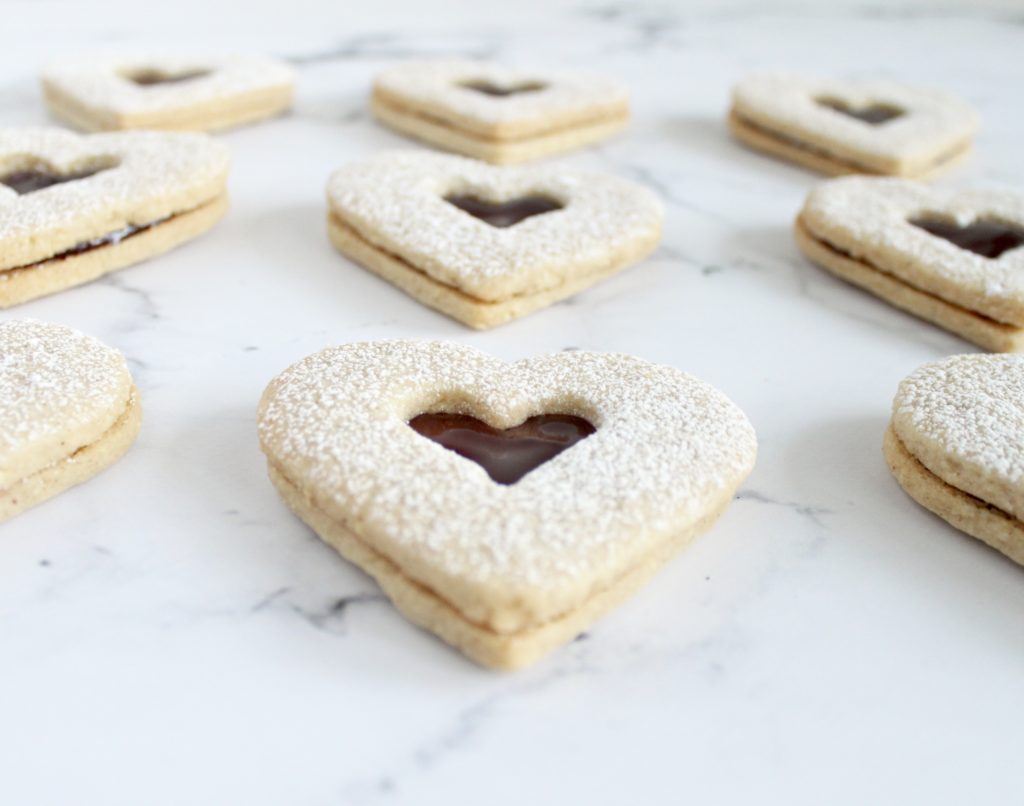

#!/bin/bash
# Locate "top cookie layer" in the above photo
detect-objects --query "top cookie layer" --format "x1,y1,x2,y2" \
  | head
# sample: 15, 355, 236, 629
373, 59, 630, 139
327, 150, 663, 301
0, 319, 133, 489
800, 176, 1024, 326
892, 354, 1024, 521
42, 52, 296, 131
258, 341, 756, 632
732, 73, 978, 175
0, 128, 229, 271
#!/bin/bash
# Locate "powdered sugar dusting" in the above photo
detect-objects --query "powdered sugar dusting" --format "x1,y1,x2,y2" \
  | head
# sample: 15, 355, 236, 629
257, 341, 756, 620
801, 176, 1024, 325
0, 127, 229, 271
327, 150, 663, 300
0, 319, 132, 488
732, 73, 978, 169
42, 52, 295, 116
374, 59, 629, 137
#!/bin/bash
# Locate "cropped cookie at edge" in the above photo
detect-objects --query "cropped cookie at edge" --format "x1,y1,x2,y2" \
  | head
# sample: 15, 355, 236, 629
795, 176, 1024, 351
257, 340, 757, 669
0, 320, 141, 523
372, 60, 630, 163
42, 52, 295, 132
730, 73, 978, 178
326, 151, 663, 329
0, 127, 229, 307
885, 354, 1024, 566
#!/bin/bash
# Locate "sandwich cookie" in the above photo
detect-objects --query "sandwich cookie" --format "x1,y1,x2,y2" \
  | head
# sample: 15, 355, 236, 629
372, 59, 629, 163
0, 127, 229, 307
730, 73, 978, 178
0, 320, 141, 523
885, 354, 1024, 566
257, 340, 757, 669
326, 151, 662, 329
42, 52, 295, 132
796, 176, 1024, 351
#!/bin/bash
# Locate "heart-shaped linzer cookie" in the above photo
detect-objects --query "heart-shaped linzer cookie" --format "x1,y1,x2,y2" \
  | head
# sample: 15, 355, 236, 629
796, 176, 1024, 352
41, 52, 295, 132
372, 59, 630, 163
0, 320, 141, 523
730, 73, 978, 178
885, 353, 1024, 566
0, 127, 229, 307
257, 341, 757, 669
326, 151, 663, 329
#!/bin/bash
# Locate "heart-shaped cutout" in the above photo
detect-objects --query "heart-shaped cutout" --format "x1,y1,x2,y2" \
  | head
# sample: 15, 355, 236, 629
409, 412, 594, 484
327, 151, 662, 329
42, 53, 295, 132
0, 127, 229, 307
0, 319, 141, 523
371, 59, 630, 163
815, 97, 904, 125
886, 354, 1024, 566
910, 216, 1024, 260
258, 341, 757, 668
444, 193, 563, 227
796, 176, 1024, 351
731, 73, 978, 177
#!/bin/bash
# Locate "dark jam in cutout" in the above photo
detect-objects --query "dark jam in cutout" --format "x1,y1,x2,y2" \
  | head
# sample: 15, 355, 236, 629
816, 97, 905, 125
1, 167, 107, 195
459, 80, 547, 97
910, 217, 1024, 259
127, 68, 211, 86
445, 194, 563, 228
408, 413, 595, 485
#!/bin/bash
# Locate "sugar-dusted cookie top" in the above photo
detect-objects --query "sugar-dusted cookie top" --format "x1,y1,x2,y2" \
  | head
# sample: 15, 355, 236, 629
373, 59, 629, 139
42, 52, 295, 131
892, 354, 1024, 521
327, 150, 663, 301
0, 128, 229, 270
0, 319, 133, 488
732, 73, 978, 174
800, 176, 1024, 326
258, 340, 756, 631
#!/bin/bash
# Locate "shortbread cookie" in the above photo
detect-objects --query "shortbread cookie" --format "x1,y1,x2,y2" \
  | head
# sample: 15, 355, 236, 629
371, 60, 629, 163
42, 52, 295, 132
730, 73, 978, 178
796, 176, 1024, 351
0, 320, 141, 523
885, 354, 1024, 566
0, 128, 229, 307
257, 340, 757, 669
326, 151, 662, 329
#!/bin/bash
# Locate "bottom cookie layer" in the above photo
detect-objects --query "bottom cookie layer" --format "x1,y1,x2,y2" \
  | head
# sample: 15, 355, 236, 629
268, 463, 731, 670
327, 213, 653, 329
728, 109, 969, 179
0, 193, 228, 308
371, 94, 629, 164
883, 425, 1024, 567
0, 389, 142, 523
794, 216, 1024, 352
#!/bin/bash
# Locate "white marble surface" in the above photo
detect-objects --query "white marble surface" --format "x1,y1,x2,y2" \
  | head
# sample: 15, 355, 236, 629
2, 1, 1024, 804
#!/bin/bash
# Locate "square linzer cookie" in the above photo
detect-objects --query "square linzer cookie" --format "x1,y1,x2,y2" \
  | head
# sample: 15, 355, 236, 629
0, 127, 229, 307
42, 52, 295, 132
795, 176, 1024, 351
730, 73, 978, 178
885, 354, 1024, 567
258, 340, 757, 669
371, 60, 630, 163
0, 319, 141, 523
326, 151, 663, 329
